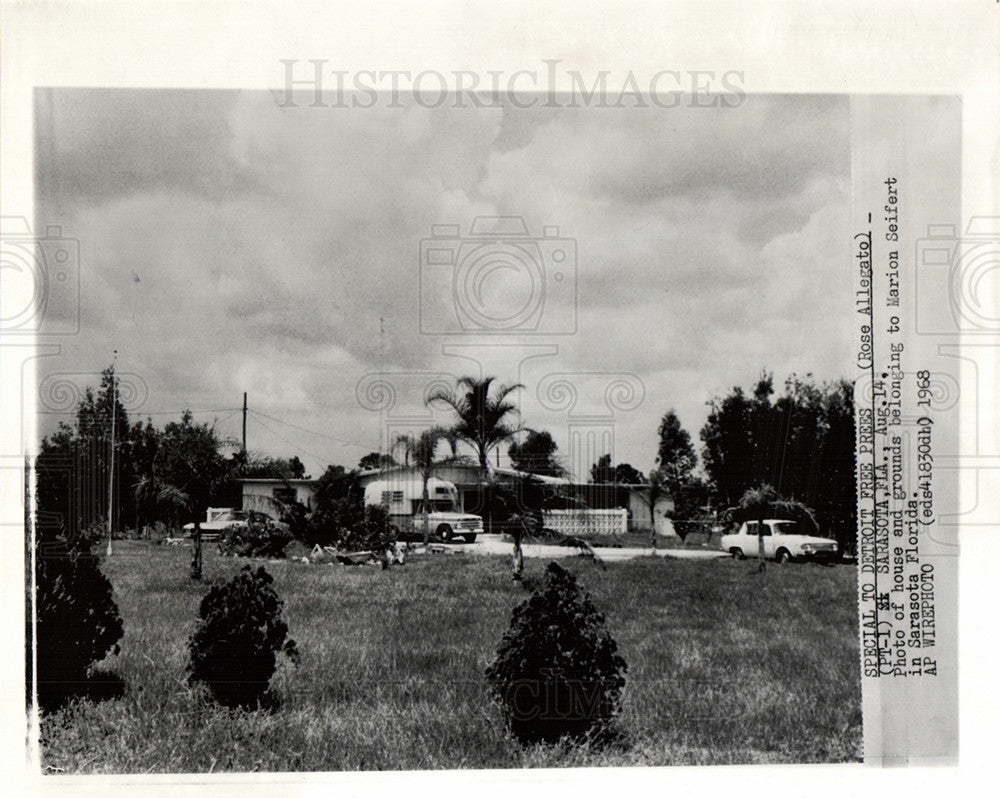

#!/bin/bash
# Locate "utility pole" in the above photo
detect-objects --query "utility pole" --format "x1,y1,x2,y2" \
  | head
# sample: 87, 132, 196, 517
107, 351, 117, 557
242, 392, 248, 455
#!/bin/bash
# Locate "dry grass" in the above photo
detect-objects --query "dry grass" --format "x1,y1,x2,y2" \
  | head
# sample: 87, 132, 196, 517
38, 540, 861, 772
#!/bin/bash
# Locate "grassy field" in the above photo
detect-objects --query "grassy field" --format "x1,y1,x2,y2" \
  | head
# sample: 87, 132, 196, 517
39, 541, 861, 772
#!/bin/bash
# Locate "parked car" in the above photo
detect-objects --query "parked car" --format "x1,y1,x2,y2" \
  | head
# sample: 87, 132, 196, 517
363, 476, 484, 543
183, 509, 288, 540
720, 519, 840, 563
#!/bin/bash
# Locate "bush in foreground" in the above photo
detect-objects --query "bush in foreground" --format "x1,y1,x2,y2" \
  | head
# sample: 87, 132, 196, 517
485, 562, 627, 744
32, 539, 125, 710
187, 566, 298, 708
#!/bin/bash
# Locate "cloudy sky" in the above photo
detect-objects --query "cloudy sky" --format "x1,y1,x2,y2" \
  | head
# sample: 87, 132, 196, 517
36, 89, 853, 479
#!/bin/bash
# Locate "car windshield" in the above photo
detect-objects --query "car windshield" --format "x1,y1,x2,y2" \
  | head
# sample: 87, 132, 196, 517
772, 521, 802, 535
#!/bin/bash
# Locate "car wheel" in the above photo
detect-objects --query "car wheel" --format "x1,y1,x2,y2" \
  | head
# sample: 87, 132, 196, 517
776, 548, 792, 564
437, 524, 454, 542
462, 534, 477, 543
730, 547, 745, 560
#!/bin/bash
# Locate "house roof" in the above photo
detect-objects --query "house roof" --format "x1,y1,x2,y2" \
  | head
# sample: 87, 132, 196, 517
358, 462, 572, 484
355, 463, 655, 491
238, 478, 320, 485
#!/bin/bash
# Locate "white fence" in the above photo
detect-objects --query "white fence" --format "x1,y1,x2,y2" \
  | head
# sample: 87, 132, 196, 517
542, 508, 629, 537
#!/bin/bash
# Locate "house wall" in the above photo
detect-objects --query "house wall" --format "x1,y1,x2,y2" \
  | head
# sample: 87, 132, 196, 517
241, 480, 319, 517
626, 490, 678, 536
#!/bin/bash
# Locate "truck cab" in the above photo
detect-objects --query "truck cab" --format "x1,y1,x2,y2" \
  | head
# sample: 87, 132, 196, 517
363, 476, 484, 542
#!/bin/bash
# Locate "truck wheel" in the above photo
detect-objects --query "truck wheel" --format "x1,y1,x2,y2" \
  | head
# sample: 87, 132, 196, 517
437, 524, 454, 542
730, 547, 745, 560
462, 534, 477, 543
776, 548, 792, 564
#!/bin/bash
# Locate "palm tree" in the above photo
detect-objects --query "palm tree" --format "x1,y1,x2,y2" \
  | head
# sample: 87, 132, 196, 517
426, 376, 525, 474
133, 475, 190, 531
442, 427, 462, 459
392, 427, 456, 545
723, 484, 816, 572
427, 376, 526, 573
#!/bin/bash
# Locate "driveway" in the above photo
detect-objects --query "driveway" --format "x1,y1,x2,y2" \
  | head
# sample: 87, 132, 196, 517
461, 534, 729, 562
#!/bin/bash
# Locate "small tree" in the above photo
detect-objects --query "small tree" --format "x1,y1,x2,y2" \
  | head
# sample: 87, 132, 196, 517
656, 410, 697, 482
299, 465, 366, 546
32, 535, 124, 709
613, 462, 645, 485
589, 453, 615, 484
485, 562, 627, 744
357, 452, 397, 471
187, 566, 298, 708
637, 468, 670, 549
724, 484, 817, 572
508, 430, 566, 478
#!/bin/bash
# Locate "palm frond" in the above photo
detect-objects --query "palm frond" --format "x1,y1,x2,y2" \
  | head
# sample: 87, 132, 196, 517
722, 484, 817, 530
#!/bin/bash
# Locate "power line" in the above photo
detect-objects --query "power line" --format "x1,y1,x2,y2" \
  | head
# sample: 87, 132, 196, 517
213, 410, 241, 428
247, 413, 339, 467
247, 408, 367, 449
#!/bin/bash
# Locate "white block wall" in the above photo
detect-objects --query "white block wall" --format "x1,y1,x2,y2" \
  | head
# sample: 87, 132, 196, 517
542, 508, 629, 537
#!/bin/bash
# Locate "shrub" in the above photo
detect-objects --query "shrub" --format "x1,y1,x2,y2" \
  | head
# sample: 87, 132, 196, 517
485, 562, 627, 745
336, 504, 394, 552
187, 566, 298, 708
217, 516, 292, 559
283, 472, 394, 551
31, 540, 125, 710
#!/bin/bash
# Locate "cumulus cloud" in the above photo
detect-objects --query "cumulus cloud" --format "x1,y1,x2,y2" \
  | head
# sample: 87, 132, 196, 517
36, 90, 854, 476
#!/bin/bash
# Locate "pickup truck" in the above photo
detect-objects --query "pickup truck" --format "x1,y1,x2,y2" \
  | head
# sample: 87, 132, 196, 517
364, 476, 484, 543
398, 510, 484, 543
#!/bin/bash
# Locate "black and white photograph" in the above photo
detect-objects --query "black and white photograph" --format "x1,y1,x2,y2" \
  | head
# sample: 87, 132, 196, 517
26, 85, 865, 771
3, 0, 997, 790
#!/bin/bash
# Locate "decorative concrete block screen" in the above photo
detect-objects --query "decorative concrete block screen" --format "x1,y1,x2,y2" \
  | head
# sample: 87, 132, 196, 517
542, 508, 629, 537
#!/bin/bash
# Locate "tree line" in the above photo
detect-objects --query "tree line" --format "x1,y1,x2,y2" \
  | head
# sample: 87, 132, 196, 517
565, 373, 855, 553
35, 368, 310, 540
34, 368, 856, 553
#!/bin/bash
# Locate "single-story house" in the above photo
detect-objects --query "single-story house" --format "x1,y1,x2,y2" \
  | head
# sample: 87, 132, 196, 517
356, 464, 676, 537
240, 478, 320, 517
239, 466, 676, 537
